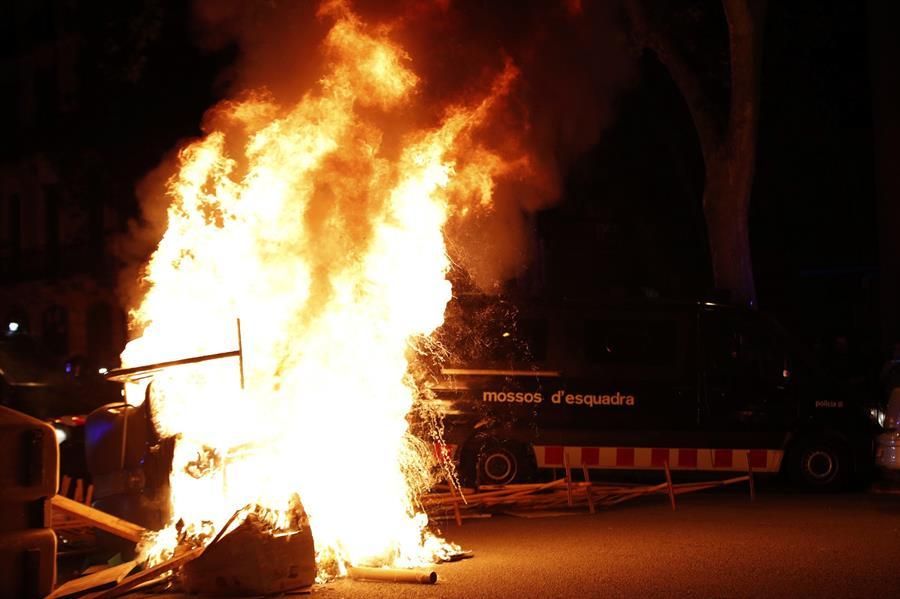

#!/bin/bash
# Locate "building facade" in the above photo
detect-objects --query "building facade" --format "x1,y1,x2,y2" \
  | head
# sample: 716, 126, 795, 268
1, 1, 129, 365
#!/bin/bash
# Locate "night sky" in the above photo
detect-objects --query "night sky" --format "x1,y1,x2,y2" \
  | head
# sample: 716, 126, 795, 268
0, 0, 891, 372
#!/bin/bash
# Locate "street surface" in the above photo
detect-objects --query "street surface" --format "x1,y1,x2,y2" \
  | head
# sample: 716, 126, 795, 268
326, 491, 900, 599
143, 489, 900, 598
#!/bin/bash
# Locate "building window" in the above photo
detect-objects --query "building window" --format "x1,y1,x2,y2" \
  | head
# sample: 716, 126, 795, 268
0, 2, 17, 57
86, 301, 113, 363
42, 304, 68, 356
34, 65, 59, 124
6, 194, 21, 276
43, 184, 60, 274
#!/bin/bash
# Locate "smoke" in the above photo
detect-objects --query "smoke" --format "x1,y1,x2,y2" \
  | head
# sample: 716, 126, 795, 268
117, 0, 634, 312
114, 149, 181, 315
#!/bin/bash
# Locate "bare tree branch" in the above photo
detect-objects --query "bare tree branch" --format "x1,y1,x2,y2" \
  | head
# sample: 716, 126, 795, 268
624, 0, 723, 163
624, 0, 766, 306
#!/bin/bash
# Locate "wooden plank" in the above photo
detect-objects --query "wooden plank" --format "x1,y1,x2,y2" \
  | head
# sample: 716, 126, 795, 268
430, 512, 491, 521
581, 466, 595, 514
86, 548, 204, 599
663, 460, 676, 511
50, 495, 146, 542
60, 475, 71, 497
746, 451, 756, 501
74, 479, 84, 503
45, 561, 136, 599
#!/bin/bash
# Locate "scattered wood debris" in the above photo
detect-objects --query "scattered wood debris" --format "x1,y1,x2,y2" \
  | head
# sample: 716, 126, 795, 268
52, 475, 98, 548
85, 547, 204, 599
423, 465, 754, 522
45, 561, 136, 599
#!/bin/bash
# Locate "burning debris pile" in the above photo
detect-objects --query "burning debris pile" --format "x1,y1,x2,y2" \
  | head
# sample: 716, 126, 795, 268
114, 0, 542, 580
179, 502, 317, 595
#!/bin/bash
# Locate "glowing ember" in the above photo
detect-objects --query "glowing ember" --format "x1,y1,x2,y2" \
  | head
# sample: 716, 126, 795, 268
120, 1, 526, 575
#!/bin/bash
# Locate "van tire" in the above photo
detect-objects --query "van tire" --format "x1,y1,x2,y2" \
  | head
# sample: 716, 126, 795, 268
463, 439, 532, 486
788, 436, 850, 491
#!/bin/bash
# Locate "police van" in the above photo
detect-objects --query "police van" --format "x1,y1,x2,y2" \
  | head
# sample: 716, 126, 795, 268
424, 297, 879, 491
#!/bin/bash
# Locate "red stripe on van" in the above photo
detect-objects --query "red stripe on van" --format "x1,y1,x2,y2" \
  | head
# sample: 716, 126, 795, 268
748, 449, 768, 469
651, 448, 670, 467
678, 448, 698, 468
544, 446, 564, 466
581, 447, 600, 466
616, 447, 635, 467
713, 449, 733, 468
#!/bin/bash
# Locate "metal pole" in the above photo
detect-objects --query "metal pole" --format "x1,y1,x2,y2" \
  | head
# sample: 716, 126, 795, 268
119, 395, 129, 471
236, 318, 244, 390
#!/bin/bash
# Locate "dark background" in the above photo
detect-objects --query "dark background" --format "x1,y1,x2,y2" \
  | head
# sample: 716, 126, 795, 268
0, 0, 895, 381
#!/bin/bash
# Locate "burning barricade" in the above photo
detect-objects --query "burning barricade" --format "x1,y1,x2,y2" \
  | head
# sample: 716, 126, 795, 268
65, 0, 533, 590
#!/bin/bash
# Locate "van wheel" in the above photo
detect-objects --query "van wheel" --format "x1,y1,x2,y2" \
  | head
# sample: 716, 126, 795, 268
788, 437, 849, 491
467, 441, 531, 486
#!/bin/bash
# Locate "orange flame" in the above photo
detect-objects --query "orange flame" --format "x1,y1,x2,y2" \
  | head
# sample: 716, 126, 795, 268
121, 1, 525, 574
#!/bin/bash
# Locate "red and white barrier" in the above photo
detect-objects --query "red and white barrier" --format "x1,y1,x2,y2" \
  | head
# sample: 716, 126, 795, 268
532, 446, 783, 473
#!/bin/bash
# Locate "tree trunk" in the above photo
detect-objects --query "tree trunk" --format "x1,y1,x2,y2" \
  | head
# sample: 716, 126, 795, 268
714, 0, 764, 308
703, 150, 756, 307
625, 0, 764, 308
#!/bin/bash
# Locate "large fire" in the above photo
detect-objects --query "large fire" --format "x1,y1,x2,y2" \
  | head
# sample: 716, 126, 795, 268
120, 1, 526, 575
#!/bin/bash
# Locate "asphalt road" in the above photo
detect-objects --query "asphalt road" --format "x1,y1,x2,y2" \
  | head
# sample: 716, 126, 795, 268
322, 490, 900, 599
135, 488, 900, 598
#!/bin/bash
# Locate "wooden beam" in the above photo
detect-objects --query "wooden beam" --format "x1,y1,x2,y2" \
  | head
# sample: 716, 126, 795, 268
50, 495, 146, 543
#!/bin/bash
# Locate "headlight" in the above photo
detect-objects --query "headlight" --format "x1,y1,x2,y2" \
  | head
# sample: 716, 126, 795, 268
869, 408, 886, 428
53, 426, 68, 444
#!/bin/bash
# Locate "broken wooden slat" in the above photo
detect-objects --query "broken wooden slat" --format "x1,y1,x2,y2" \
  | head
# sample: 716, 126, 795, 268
45, 561, 137, 599
86, 548, 204, 599
581, 466, 595, 514
663, 460, 677, 511
50, 495, 146, 542
563, 452, 573, 507
746, 451, 756, 501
